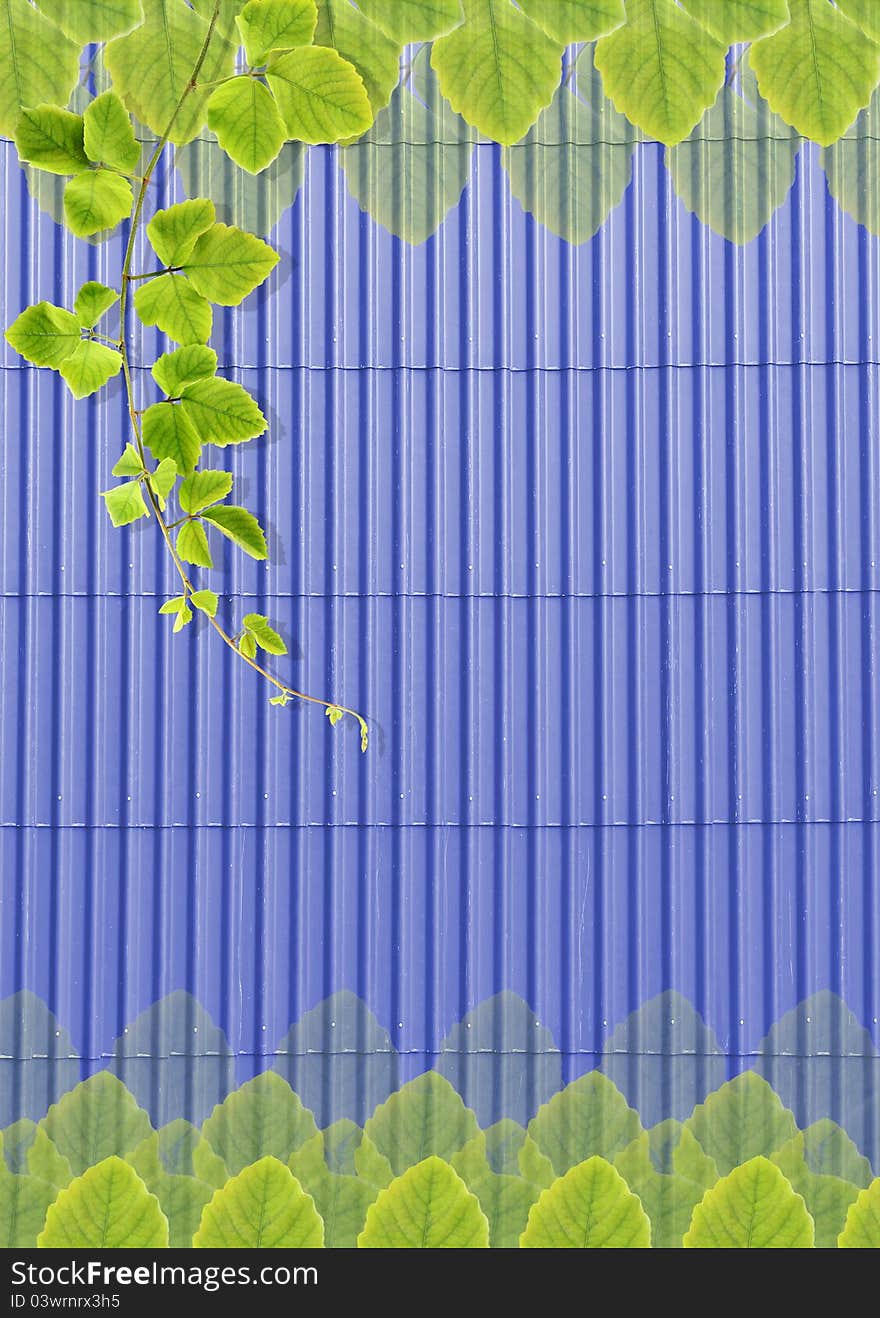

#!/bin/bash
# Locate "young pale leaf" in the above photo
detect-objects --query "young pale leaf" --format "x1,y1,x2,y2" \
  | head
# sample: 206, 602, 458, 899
38, 1157, 167, 1248
354, 0, 463, 43
194, 1157, 323, 1248
142, 402, 202, 476
102, 480, 149, 528
58, 341, 123, 399
270, 693, 290, 707
180, 377, 267, 446
83, 91, 141, 173
266, 46, 374, 144
190, 589, 218, 618
182, 222, 280, 305
5, 301, 81, 368
314, 0, 401, 114
74, 281, 119, 329
174, 604, 193, 633
521, 1156, 651, 1247
838, 1178, 880, 1247
239, 632, 258, 659
178, 469, 233, 514
14, 105, 89, 176
515, 0, 624, 44
431, 0, 562, 146
358, 1157, 489, 1248
325, 704, 344, 726
684, 1156, 814, 1247
177, 520, 214, 568
104, 0, 236, 147
63, 169, 133, 238
750, 0, 880, 146
679, 0, 790, 42
243, 613, 287, 656
202, 505, 268, 559
594, 0, 726, 147
134, 275, 213, 346
147, 199, 217, 268
207, 77, 287, 174
158, 596, 186, 615
33, 0, 145, 44
112, 443, 144, 477
236, 0, 318, 64
152, 345, 218, 398
149, 457, 178, 501
0, 0, 80, 137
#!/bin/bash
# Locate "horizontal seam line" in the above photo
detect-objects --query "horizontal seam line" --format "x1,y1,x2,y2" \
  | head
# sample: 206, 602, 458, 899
2, 587, 880, 601
1, 820, 878, 831
3, 360, 880, 373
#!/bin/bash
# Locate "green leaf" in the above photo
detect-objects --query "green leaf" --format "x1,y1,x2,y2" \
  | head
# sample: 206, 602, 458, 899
147, 199, 217, 267
5, 301, 80, 368
594, 0, 726, 146
38, 1157, 168, 1248
239, 631, 258, 659
152, 345, 218, 397
267, 45, 374, 144
236, 0, 318, 64
0, 1169, 57, 1247
191, 588, 219, 617
14, 105, 88, 176
148, 457, 178, 500
243, 613, 287, 655
112, 443, 145, 477
173, 604, 193, 632
182, 222, 279, 305
527, 1072, 642, 1175
83, 91, 141, 173
158, 596, 186, 615
194, 1156, 323, 1247
134, 275, 213, 347
102, 480, 150, 528
341, 63, 474, 246
684, 1073, 797, 1175
521, 1156, 651, 1247
177, 520, 213, 568
105, 0, 237, 147
469, 1171, 539, 1248
517, 0, 625, 44
838, 1178, 880, 1247
26, 1129, 72, 1190
314, 0, 401, 114
613, 1124, 718, 1248
354, 1135, 394, 1187
207, 76, 288, 174
358, 1157, 488, 1247
74, 281, 119, 329
666, 68, 800, 244
770, 1144, 860, 1248
363, 1072, 479, 1176
749, 0, 880, 146
150, 1172, 214, 1248
504, 68, 636, 245
837, 0, 880, 42
431, 0, 562, 147
0, 0, 80, 137
142, 401, 202, 475
680, 0, 790, 42
178, 468, 233, 513
179, 376, 267, 446
58, 340, 123, 399
354, 0, 463, 43
63, 169, 133, 238
786, 1120, 873, 1186
175, 135, 306, 236
684, 1156, 814, 1248
202, 505, 268, 558
128, 1120, 225, 1183
34, 0, 145, 44
201, 1073, 318, 1174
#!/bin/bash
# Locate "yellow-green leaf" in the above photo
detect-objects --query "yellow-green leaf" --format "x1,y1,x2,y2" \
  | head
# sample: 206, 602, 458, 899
74, 281, 119, 329
182, 222, 279, 305
207, 76, 287, 174
38, 1157, 168, 1247
143, 401, 202, 475
267, 45, 373, 143
0, 0, 80, 136
177, 520, 213, 568
193, 1156, 323, 1247
521, 1156, 651, 1247
838, 1178, 880, 1247
594, 0, 726, 146
201, 1073, 317, 1174
152, 344, 218, 397
837, 0, 880, 41
364, 1072, 479, 1175
528, 1071, 641, 1175
517, 0, 625, 44
178, 468, 233, 513
102, 480, 149, 528
63, 169, 133, 238
684, 1156, 814, 1248
236, 0, 317, 64
684, 1073, 797, 1175
190, 588, 218, 617
83, 91, 141, 173
680, 0, 790, 42
0, 1171, 57, 1247
354, 0, 463, 43
148, 456, 177, 500
180, 377, 266, 446
147, 199, 217, 268
431, 0, 562, 146
14, 105, 88, 176
34, 0, 144, 44
5, 301, 80, 368
58, 340, 122, 398
314, 0, 400, 114
243, 612, 286, 655
358, 1157, 488, 1247
134, 274, 213, 346
201, 504, 268, 558
749, 0, 880, 146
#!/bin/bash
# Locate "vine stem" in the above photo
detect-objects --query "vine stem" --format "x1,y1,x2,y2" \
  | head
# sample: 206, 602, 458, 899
117, 0, 368, 749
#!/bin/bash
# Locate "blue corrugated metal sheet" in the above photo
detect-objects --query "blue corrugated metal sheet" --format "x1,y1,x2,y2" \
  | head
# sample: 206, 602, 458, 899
1, 129, 879, 1134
